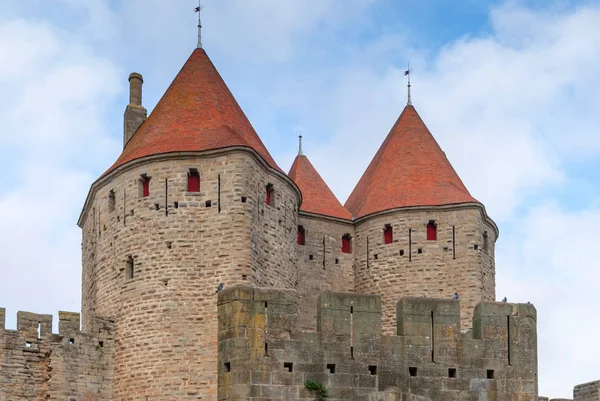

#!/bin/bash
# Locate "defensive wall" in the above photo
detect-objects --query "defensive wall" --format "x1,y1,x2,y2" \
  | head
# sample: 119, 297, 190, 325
539, 380, 600, 401
217, 285, 538, 401
0, 308, 114, 401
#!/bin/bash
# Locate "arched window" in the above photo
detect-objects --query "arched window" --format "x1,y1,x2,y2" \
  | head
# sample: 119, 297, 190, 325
266, 184, 274, 206
187, 169, 200, 192
297, 225, 305, 245
384, 224, 393, 244
140, 174, 151, 197
342, 234, 352, 254
427, 220, 437, 241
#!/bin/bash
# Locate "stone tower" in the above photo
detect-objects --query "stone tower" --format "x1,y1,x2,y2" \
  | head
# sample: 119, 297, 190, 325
78, 48, 301, 400
344, 104, 498, 333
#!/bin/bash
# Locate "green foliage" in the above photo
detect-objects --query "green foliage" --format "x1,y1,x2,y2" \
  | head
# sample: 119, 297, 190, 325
304, 379, 328, 400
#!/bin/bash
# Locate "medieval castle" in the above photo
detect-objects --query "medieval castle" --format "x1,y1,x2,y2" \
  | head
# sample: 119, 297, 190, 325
0, 41, 598, 401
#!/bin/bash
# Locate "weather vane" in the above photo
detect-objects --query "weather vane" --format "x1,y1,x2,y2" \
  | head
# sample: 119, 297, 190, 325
404, 63, 412, 106
194, 1, 204, 49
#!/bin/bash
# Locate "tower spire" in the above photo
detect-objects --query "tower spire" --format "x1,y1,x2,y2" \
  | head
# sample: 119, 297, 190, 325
404, 63, 412, 106
195, 1, 203, 49
298, 135, 303, 156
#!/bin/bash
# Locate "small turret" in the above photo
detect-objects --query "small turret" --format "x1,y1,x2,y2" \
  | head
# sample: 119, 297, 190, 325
123, 72, 147, 147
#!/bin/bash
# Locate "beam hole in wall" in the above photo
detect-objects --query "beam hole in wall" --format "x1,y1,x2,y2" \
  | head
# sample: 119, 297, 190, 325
174, 202, 179, 209
224, 362, 231, 372
166, 241, 172, 249
99, 341, 104, 348
25, 342, 32, 348
448, 368, 457, 378
327, 364, 336, 374
409, 367, 417, 377
417, 248, 423, 254
241, 196, 247, 203
284, 362, 293, 372
242, 274, 247, 280
205, 200, 212, 208
309, 255, 314, 260
335, 258, 339, 264
399, 249, 404, 256
69, 338, 75, 345
117, 216, 120, 222
474, 244, 479, 250
130, 209, 134, 216
154, 203, 160, 211
443, 247, 448, 251
374, 254, 378, 260
487, 369, 495, 379
369, 365, 378, 375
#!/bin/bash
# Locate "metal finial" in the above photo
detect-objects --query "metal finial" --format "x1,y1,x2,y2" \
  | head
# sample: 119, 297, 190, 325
404, 63, 412, 106
298, 135, 303, 156
195, 1, 203, 49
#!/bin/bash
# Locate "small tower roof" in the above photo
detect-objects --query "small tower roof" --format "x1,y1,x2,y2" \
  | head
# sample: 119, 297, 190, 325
105, 48, 281, 175
288, 153, 352, 220
345, 105, 478, 219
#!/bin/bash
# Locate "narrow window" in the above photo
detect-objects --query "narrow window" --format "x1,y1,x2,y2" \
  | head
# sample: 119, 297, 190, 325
187, 169, 200, 192
409, 367, 417, 377
140, 174, 151, 197
483, 231, 489, 251
297, 225, 305, 245
427, 220, 437, 240
327, 364, 336, 374
448, 368, 457, 378
266, 184, 274, 206
108, 190, 115, 212
224, 362, 231, 372
335, 258, 339, 264
399, 249, 404, 256
384, 224, 393, 244
125, 256, 134, 280
342, 234, 352, 254
487, 369, 495, 379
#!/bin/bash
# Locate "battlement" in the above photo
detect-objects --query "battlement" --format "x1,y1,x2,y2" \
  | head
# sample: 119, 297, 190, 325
0, 307, 114, 401
217, 286, 538, 401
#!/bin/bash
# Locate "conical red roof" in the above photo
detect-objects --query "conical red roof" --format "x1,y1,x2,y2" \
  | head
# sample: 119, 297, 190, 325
289, 154, 352, 220
105, 48, 281, 174
345, 105, 477, 219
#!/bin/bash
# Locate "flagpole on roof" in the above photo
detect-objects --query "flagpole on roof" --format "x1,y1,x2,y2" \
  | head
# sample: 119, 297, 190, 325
197, 0, 203, 49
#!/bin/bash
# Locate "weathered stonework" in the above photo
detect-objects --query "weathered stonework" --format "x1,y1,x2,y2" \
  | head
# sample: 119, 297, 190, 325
217, 286, 538, 401
353, 205, 497, 334
574, 381, 600, 401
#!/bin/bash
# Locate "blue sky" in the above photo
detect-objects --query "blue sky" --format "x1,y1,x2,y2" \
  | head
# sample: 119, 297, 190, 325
1, 0, 599, 398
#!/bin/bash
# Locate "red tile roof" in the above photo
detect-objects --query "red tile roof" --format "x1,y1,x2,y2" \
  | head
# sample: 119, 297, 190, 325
345, 105, 478, 219
288, 154, 352, 220
105, 48, 281, 175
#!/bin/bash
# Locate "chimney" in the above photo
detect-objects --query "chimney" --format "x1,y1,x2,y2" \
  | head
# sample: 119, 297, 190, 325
123, 72, 147, 147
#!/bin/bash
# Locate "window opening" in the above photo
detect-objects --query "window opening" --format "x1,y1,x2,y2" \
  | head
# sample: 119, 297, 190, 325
369, 365, 378, 375
37, 323, 41, 339
126, 256, 134, 280
342, 234, 352, 254
327, 364, 336, 374
98, 341, 104, 348
224, 362, 231, 372
69, 338, 75, 345
487, 369, 495, 379
108, 190, 115, 212
241, 196, 247, 203
417, 248, 423, 254
427, 220, 437, 240
448, 368, 457, 378
399, 249, 404, 256
297, 226, 305, 245
409, 367, 417, 377
284, 362, 293, 372
483, 231, 489, 251
266, 184, 274, 206
187, 169, 200, 192
384, 224, 393, 244
205, 200, 212, 208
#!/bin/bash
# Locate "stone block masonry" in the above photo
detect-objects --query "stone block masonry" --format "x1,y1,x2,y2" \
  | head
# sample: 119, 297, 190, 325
217, 285, 538, 401
575, 380, 600, 401
0, 308, 114, 400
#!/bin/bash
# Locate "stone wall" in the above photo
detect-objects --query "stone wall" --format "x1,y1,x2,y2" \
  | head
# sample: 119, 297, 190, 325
575, 381, 600, 401
353, 205, 496, 334
79, 150, 300, 401
296, 213, 355, 329
217, 285, 537, 401
0, 308, 114, 400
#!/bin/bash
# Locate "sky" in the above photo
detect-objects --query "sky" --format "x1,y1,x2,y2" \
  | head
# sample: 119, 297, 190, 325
0, 0, 599, 398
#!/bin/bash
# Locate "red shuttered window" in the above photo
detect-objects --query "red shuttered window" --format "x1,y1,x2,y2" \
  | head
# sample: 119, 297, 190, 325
342, 234, 352, 254
266, 184, 274, 206
427, 221, 437, 241
297, 226, 305, 245
188, 169, 200, 192
384, 224, 393, 244
141, 175, 151, 197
